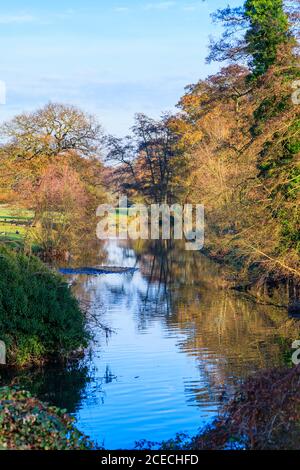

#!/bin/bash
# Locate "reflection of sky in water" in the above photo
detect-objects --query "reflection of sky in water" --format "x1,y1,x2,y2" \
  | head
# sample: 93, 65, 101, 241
71, 241, 285, 449
0, 240, 287, 449
75, 245, 217, 449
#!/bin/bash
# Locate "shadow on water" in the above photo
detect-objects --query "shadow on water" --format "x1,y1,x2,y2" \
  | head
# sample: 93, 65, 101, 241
0, 362, 94, 413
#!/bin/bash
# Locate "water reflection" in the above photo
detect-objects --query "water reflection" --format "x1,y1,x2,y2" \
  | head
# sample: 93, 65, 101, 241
0, 239, 290, 449
129, 239, 283, 375
0, 363, 92, 413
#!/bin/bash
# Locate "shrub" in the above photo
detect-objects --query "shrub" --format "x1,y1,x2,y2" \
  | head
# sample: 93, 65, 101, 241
0, 387, 94, 450
0, 246, 89, 366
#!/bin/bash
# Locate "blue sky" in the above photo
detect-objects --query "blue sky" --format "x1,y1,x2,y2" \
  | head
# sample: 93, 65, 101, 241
0, 0, 242, 135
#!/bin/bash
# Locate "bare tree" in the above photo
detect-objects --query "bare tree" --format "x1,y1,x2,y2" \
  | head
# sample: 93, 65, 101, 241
0, 102, 103, 161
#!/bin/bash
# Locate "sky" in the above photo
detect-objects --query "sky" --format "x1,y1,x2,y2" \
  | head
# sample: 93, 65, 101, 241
0, 0, 242, 136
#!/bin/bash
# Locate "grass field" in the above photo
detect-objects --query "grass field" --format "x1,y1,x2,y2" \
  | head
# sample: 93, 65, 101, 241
0, 204, 132, 248
0, 204, 34, 245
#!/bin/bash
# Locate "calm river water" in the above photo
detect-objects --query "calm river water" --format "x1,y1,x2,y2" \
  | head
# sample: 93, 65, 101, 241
1, 239, 289, 449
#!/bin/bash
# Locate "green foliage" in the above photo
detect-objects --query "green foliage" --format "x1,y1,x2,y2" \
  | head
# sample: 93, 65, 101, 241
280, 208, 300, 253
135, 433, 193, 451
245, 0, 290, 77
252, 95, 290, 136
258, 125, 299, 176
0, 246, 89, 366
0, 387, 95, 450
257, 103, 300, 255
209, 0, 294, 79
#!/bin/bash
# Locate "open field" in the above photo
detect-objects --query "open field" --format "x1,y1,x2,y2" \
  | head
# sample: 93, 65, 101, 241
0, 205, 34, 245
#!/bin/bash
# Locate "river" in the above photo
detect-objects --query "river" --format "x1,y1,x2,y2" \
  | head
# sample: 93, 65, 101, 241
0, 239, 289, 449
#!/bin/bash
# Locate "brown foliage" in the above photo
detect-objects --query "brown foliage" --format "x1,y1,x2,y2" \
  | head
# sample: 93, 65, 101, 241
194, 365, 300, 450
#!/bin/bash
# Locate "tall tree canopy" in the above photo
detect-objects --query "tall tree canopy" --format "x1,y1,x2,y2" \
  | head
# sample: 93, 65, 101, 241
0, 102, 102, 160
105, 113, 189, 204
208, 0, 296, 77
174, 0, 300, 282
0, 103, 104, 200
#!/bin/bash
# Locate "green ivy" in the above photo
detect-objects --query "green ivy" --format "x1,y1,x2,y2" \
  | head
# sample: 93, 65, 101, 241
0, 387, 96, 450
245, 0, 291, 77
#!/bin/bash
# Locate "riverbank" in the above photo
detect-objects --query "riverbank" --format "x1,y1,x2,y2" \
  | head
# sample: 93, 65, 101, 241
136, 364, 300, 450
202, 239, 300, 315
0, 205, 35, 248
0, 386, 95, 450
0, 246, 89, 367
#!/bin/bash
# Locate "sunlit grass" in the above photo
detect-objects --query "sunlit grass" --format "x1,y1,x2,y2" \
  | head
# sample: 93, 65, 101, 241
0, 205, 34, 220
0, 204, 34, 244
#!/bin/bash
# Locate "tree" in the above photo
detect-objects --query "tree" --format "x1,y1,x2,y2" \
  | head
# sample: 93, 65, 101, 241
105, 113, 188, 204
19, 163, 89, 257
1, 102, 102, 160
0, 103, 103, 195
245, 0, 291, 76
0, 104, 106, 256
0, 103, 105, 210
208, 0, 294, 78
175, 0, 300, 283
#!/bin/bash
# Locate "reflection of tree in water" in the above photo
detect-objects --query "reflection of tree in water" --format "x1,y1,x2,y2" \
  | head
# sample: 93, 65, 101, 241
0, 363, 92, 413
18, 238, 290, 417
130, 238, 289, 391
103, 365, 117, 384
0, 362, 118, 413
132, 239, 198, 318
56, 236, 108, 270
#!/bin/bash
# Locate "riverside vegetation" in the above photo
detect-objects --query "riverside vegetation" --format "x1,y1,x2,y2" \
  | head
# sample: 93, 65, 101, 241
0, 0, 299, 451
0, 387, 95, 450
0, 246, 89, 367
105, 0, 300, 293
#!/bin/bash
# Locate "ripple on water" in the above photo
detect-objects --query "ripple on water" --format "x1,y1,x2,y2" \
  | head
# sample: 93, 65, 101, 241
1, 240, 287, 449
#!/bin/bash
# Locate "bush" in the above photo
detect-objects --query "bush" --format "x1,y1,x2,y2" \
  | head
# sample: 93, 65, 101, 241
0, 387, 94, 450
186, 365, 300, 450
0, 246, 89, 366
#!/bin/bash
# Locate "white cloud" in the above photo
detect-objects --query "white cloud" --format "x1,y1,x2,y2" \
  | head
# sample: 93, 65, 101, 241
182, 3, 204, 12
144, 2, 176, 11
0, 14, 36, 24
0, 10, 76, 25
114, 7, 130, 12
113, 2, 203, 14
182, 6, 197, 11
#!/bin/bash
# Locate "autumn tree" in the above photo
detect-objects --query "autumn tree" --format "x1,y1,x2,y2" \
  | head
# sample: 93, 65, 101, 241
0, 102, 103, 194
0, 103, 105, 210
176, 0, 300, 282
105, 113, 189, 204
1, 102, 101, 159
20, 163, 88, 257
0, 103, 106, 256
